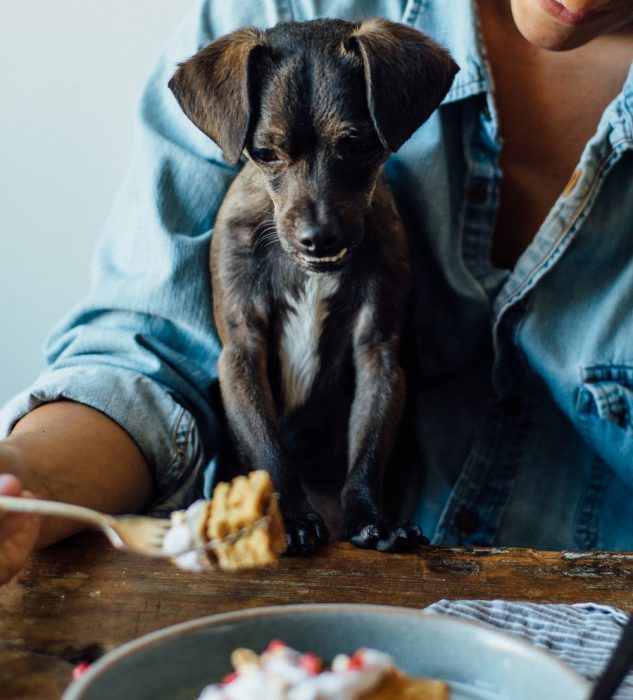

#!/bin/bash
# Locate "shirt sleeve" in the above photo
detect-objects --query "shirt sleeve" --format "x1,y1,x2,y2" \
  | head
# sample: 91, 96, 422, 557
0, 0, 291, 513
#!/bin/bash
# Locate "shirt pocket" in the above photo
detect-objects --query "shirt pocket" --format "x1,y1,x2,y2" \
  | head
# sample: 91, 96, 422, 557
578, 366, 633, 434
576, 366, 633, 485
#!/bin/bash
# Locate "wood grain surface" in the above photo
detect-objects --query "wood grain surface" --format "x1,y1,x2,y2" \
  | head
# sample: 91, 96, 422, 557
2, 531, 633, 698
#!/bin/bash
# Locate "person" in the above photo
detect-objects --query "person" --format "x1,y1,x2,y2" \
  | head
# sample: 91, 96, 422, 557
1, 0, 632, 585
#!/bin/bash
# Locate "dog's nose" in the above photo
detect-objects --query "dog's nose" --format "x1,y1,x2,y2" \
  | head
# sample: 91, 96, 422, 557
297, 224, 342, 257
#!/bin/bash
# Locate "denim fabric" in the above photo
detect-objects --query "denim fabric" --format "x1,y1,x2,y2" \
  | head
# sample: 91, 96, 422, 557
2, 0, 633, 545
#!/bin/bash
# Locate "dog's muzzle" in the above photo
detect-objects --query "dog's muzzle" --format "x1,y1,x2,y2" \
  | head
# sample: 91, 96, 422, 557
292, 221, 352, 271
299, 246, 348, 270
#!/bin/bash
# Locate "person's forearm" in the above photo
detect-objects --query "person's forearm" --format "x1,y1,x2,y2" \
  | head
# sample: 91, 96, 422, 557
2, 400, 153, 548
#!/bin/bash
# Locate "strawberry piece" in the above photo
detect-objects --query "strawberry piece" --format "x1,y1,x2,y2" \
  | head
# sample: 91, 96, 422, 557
347, 651, 366, 670
72, 662, 91, 681
222, 671, 239, 685
299, 653, 322, 675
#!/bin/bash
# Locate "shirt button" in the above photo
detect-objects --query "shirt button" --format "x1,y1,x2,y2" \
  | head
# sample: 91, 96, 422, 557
467, 183, 488, 204
562, 168, 582, 197
501, 393, 523, 417
455, 509, 480, 536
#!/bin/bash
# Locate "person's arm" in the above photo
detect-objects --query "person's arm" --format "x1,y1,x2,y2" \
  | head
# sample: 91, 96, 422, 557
0, 0, 294, 585
0, 401, 152, 583
0, 471, 38, 585
5, 401, 152, 541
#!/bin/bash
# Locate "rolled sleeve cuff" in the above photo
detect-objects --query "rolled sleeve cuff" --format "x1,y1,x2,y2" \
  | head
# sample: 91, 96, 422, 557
0, 366, 212, 513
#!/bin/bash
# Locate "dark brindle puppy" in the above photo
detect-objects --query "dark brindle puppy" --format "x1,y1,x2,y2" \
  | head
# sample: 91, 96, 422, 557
169, 18, 458, 554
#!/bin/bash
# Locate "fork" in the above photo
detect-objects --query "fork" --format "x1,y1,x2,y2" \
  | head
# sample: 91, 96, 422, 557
588, 613, 633, 700
0, 495, 172, 558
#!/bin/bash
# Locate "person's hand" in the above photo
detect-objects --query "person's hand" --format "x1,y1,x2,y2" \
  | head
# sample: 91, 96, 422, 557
0, 451, 40, 584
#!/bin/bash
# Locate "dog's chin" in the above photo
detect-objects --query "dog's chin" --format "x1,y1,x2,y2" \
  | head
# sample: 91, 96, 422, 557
295, 247, 350, 273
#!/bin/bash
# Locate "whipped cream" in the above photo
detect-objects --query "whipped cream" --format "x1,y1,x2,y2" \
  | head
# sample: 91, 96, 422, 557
162, 500, 212, 572
196, 644, 395, 700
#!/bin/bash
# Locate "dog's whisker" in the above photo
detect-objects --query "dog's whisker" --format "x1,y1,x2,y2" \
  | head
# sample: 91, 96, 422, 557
251, 227, 275, 244
251, 222, 280, 258
253, 233, 278, 252
258, 230, 278, 243
252, 222, 277, 242
246, 207, 276, 218
252, 216, 275, 230
261, 237, 280, 252
255, 235, 280, 255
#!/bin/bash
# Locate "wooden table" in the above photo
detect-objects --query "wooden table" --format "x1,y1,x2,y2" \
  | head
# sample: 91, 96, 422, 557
2, 532, 633, 698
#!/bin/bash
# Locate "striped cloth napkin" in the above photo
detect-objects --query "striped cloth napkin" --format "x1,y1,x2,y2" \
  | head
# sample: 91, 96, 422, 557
424, 600, 633, 699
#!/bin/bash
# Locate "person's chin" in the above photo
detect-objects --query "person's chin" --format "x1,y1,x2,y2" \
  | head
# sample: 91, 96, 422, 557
509, 0, 629, 51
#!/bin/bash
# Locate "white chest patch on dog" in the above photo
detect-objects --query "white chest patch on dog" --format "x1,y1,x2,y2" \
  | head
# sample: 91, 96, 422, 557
279, 274, 339, 410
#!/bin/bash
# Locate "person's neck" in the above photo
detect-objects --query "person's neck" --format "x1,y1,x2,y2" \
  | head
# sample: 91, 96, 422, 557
476, 0, 633, 269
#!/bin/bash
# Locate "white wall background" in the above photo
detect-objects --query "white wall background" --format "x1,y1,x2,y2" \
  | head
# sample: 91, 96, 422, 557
0, 1, 192, 405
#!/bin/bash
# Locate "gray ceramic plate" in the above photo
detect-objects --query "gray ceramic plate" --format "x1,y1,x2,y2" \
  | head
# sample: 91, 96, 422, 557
63, 603, 590, 700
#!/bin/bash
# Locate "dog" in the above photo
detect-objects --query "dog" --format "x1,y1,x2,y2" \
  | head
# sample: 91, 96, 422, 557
169, 18, 458, 554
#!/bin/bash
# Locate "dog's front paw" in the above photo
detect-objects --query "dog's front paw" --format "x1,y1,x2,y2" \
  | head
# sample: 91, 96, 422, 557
283, 511, 329, 555
349, 522, 429, 553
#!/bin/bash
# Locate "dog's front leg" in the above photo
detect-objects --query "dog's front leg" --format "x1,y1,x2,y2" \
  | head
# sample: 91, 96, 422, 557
342, 308, 426, 553
218, 336, 329, 554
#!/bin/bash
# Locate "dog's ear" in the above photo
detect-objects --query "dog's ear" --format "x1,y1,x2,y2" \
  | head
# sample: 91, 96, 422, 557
345, 18, 459, 152
169, 27, 266, 164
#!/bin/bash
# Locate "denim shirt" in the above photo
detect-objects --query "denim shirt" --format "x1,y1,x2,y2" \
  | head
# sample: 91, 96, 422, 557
2, 0, 633, 549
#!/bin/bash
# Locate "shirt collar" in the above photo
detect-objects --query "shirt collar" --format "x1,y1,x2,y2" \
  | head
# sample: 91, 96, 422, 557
407, 0, 632, 140
406, 0, 490, 104
623, 61, 633, 115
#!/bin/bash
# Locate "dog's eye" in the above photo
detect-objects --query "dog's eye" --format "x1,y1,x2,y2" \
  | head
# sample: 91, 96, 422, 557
252, 148, 280, 163
338, 137, 371, 160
